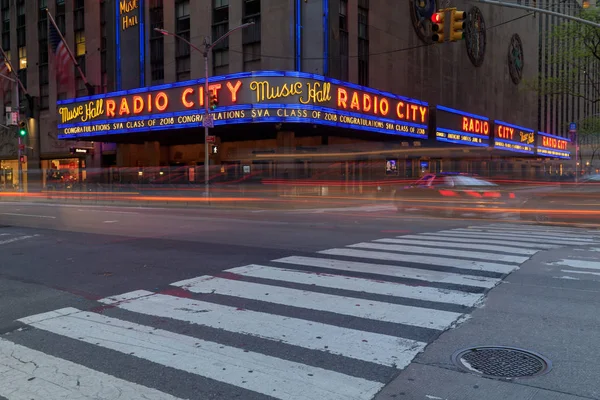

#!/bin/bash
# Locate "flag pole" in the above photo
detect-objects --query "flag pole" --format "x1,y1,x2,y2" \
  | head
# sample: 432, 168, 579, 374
0, 46, 28, 95
46, 8, 94, 95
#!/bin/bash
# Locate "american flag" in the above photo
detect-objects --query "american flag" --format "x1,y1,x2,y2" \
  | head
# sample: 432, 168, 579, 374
49, 21, 71, 86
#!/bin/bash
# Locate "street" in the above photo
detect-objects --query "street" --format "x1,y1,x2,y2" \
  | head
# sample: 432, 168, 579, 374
1, 202, 599, 400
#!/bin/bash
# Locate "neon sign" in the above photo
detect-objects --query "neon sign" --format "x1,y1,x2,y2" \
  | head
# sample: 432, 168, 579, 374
120, 0, 139, 30
493, 120, 535, 154
435, 105, 490, 147
536, 132, 571, 159
56, 71, 429, 139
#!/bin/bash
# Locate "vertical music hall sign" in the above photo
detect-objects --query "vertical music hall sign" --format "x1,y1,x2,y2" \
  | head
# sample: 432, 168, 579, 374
116, 0, 145, 90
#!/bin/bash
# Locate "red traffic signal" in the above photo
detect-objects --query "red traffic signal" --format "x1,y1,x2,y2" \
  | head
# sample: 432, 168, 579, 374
431, 12, 445, 43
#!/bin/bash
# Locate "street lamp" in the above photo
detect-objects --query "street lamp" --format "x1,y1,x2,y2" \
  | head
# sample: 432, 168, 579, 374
154, 21, 255, 200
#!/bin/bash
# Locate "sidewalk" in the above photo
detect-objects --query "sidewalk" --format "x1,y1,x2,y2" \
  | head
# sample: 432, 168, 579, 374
374, 244, 600, 400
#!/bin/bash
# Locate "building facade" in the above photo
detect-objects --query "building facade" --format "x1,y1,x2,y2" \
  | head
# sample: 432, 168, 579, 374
0, 0, 583, 190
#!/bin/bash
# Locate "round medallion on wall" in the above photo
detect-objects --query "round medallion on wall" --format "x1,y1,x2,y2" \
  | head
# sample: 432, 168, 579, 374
465, 7, 487, 67
410, 0, 439, 44
508, 34, 524, 85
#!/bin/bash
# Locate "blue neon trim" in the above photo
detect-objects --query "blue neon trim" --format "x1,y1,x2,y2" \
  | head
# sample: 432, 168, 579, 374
437, 127, 489, 139
436, 137, 489, 147
437, 105, 489, 121
323, 0, 329, 76
296, 0, 301, 71
57, 103, 429, 130
537, 131, 572, 142
56, 70, 430, 106
139, 0, 145, 87
494, 120, 534, 133
57, 105, 428, 139
115, 0, 121, 90
58, 116, 427, 140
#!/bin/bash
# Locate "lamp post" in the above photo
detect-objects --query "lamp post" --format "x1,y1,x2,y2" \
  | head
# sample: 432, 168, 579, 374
155, 21, 254, 200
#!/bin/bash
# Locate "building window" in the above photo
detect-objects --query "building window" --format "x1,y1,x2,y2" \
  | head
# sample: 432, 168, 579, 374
358, 4, 369, 86
213, 48, 229, 76
175, 0, 190, 81
75, 31, 85, 56
17, 0, 26, 48
1, 0, 9, 33
149, 0, 164, 84
243, 42, 260, 72
100, 0, 111, 92
17, 68, 26, 89
76, 76, 86, 97
212, 0, 229, 75
39, 0, 48, 109
56, 0, 66, 33
39, 65, 49, 109
242, 0, 260, 70
242, 0, 260, 44
339, 0, 348, 81
18, 46, 26, 70
74, 0, 84, 30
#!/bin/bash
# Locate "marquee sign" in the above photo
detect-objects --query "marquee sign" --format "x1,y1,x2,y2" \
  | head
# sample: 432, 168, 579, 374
536, 131, 571, 159
435, 105, 490, 147
56, 71, 429, 140
493, 120, 535, 154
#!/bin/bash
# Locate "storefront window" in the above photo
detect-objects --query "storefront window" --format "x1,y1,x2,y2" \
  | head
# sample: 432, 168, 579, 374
42, 158, 81, 188
0, 160, 18, 190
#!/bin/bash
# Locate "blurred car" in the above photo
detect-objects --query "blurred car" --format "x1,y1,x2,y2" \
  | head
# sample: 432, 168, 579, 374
519, 174, 600, 224
394, 172, 518, 217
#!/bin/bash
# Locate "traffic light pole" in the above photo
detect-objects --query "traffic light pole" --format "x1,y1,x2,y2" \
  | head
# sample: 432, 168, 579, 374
154, 22, 254, 203
203, 42, 210, 202
15, 78, 23, 193
476, 0, 600, 28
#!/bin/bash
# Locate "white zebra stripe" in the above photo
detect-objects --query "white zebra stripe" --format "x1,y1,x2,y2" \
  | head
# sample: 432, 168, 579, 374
100, 290, 427, 368
225, 264, 483, 306
374, 238, 538, 255
272, 256, 500, 288
19, 308, 383, 400
171, 276, 463, 330
0, 337, 184, 400
409, 234, 558, 249
347, 242, 530, 264
319, 248, 518, 274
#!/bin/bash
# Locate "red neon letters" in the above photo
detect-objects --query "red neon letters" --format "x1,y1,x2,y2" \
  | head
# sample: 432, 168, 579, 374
336, 88, 427, 123
462, 117, 489, 135
542, 136, 568, 150
496, 124, 514, 140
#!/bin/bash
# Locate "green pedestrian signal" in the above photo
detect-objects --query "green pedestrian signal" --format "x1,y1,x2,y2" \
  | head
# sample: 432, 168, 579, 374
18, 120, 27, 136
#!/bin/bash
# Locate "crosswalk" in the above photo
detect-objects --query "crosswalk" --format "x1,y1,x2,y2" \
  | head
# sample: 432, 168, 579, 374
3, 223, 600, 400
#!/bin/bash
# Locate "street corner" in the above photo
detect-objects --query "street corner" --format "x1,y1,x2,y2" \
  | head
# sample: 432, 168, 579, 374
502, 236, 600, 290
375, 234, 600, 400
373, 362, 591, 400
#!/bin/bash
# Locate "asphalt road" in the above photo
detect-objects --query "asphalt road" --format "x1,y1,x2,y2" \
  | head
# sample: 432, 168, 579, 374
1, 201, 599, 400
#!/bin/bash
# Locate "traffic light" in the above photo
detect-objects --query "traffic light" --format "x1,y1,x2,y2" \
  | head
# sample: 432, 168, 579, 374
431, 12, 445, 43
18, 120, 27, 137
209, 93, 218, 110
449, 10, 466, 41
211, 145, 218, 154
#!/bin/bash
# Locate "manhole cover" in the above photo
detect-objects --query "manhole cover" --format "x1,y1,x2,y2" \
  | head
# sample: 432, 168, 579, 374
452, 346, 552, 379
